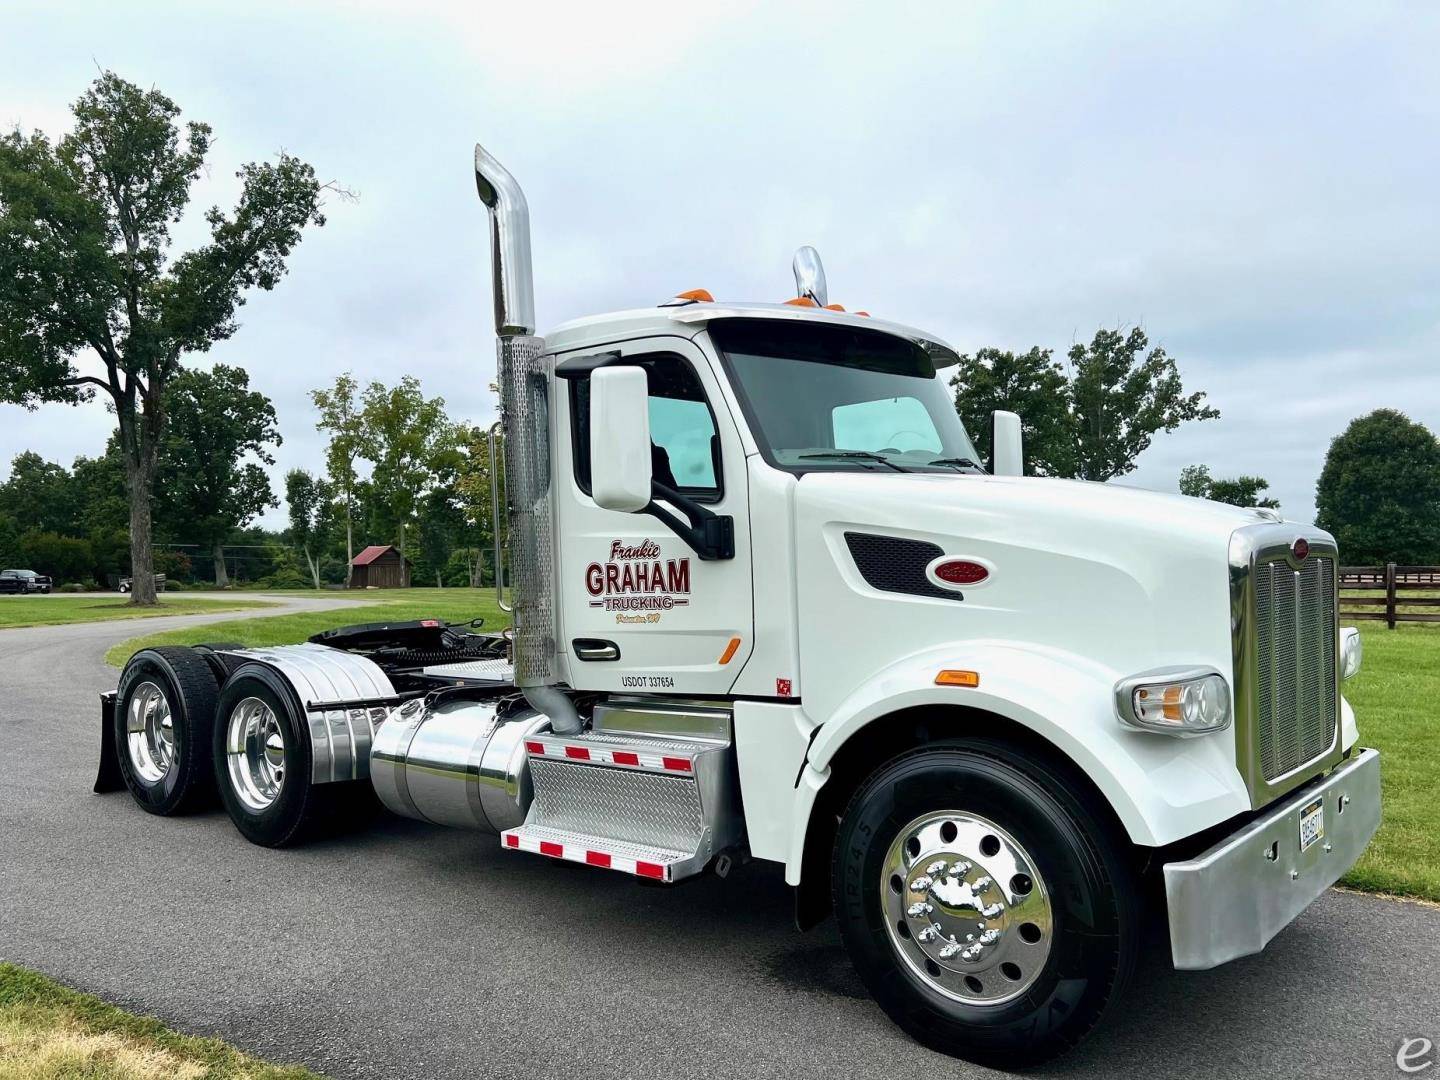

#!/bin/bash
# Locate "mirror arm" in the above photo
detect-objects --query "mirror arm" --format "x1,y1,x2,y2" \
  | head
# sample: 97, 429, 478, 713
644, 481, 735, 561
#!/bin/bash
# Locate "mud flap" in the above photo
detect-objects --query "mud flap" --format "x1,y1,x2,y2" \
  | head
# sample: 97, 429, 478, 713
93, 691, 125, 794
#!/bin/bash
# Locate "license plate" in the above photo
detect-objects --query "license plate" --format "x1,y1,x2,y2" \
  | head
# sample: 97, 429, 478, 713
1299, 797, 1325, 852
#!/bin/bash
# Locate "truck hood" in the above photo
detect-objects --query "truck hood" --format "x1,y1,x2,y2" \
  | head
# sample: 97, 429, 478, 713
791, 471, 1292, 678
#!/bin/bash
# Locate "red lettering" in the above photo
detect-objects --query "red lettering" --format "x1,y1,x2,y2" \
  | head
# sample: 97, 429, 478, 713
605, 564, 620, 592
585, 563, 603, 596
666, 559, 690, 594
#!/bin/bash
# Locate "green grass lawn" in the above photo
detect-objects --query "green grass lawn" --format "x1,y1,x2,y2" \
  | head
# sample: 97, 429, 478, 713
105, 588, 509, 667
0, 595, 270, 630
0, 963, 323, 1079
1338, 620, 1440, 902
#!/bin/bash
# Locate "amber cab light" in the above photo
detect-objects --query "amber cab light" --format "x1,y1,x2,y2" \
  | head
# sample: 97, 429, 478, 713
933, 560, 989, 585
935, 669, 981, 688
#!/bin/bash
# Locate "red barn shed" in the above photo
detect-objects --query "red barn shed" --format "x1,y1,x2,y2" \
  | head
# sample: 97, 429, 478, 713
349, 545, 411, 589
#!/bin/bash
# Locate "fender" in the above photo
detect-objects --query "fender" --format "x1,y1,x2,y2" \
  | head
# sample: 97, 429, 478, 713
783, 640, 1252, 885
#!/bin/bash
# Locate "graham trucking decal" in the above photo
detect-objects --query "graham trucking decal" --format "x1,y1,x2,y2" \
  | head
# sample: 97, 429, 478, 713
586, 539, 690, 624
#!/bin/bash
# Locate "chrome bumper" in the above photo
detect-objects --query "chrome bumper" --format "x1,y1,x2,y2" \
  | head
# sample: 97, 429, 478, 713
1164, 747, 1381, 970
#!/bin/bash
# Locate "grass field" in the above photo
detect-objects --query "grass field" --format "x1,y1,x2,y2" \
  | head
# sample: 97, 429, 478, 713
1338, 620, 1440, 902
0, 595, 270, 630
0, 963, 322, 1080
105, 588, 508, 667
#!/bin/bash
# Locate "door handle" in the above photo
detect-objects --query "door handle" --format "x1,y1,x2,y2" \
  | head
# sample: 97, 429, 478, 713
572, 638, 621, 662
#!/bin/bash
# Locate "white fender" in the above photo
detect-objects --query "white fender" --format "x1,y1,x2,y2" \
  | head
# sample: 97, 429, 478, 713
782, 640, 1252, 885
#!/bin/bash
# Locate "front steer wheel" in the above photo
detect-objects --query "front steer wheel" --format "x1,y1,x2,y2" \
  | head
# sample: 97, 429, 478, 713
113, 647, 221, 815
832, 739, 1138, 1069
213, 667, 374, 847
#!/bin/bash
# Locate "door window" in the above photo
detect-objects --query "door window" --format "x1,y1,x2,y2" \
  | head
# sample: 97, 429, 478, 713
571, 354, 723, 502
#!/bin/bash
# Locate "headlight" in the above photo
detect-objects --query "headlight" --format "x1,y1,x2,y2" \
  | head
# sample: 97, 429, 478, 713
1114, 667, 1231, 736
1340, 627, 1362, 680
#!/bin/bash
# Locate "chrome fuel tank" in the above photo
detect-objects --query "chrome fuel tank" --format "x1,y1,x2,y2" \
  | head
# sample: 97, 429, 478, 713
370, 697, 549, 833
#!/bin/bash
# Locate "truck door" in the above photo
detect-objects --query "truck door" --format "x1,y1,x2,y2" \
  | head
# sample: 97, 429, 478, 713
554, 337, 753, 696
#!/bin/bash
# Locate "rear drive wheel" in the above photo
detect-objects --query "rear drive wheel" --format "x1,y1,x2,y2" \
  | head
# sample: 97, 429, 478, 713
113, 647, 221, 815
832, 740, 1137, 1068
213, 669, 369, 847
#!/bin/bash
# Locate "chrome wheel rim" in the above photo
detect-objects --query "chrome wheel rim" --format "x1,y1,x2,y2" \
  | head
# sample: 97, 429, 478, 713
881, 810, 1053, 1005
125, 681, 175, 785
226, 697, 286, 812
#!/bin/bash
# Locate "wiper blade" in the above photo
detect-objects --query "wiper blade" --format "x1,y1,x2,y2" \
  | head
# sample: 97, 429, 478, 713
798, 451, 910, 473
927, 456, 986, 472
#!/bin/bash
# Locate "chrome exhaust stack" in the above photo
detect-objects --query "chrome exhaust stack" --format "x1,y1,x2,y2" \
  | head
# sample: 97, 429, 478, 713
474, 142, 580, 734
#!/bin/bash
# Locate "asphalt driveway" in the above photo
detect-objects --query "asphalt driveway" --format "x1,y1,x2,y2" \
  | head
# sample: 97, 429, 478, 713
1, 602, 1435, 1079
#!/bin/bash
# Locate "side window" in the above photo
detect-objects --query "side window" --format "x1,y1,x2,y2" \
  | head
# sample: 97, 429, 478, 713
571, 353, 723, 502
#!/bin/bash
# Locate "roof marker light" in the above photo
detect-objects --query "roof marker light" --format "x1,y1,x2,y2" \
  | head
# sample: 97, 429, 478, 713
784, 296, 819, 307
935, 669, 981, 688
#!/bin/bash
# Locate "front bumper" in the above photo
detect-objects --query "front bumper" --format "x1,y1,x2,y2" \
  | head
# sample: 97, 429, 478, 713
1164, 747, 1381, 970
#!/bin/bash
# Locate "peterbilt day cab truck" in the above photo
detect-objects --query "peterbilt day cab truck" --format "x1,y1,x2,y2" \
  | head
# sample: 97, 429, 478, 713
96, 143, 1380, 1068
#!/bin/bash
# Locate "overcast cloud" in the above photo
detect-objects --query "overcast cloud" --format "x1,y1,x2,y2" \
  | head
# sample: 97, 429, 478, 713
3, 0, 1437, 529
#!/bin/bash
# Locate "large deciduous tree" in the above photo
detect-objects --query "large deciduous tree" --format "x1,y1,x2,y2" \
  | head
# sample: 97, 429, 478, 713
951, 327, 1218, 481
0, 72, 327, 604
155, 364, 280, 586
284, 468, 336, 589
311, 372, 364, 582
1315, 409, 1440, 564
1179, 464, 1280, 509
360, 375, 457, 562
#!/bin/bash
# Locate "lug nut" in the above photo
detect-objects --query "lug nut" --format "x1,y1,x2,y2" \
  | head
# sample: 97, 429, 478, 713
910, 875, 933, 892
961, 945, 983, 962
982, 903, 1004, 918
917, 926, 939, 943
926, 860, 948, 876
949, 860, 972, 876
979, 929, 1001, 945
972, 876, 993, 890
938, 941, 962, 960
907, 901, 933, 918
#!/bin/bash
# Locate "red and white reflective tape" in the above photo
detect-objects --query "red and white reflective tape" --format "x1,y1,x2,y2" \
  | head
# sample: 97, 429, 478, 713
501, 829, 669, 881
523, 739, 694, 775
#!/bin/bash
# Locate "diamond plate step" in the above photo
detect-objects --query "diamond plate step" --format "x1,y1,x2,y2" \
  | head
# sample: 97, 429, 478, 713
421, 658, 515, 684
501, 823, 703, 882
512, 728, 742, 884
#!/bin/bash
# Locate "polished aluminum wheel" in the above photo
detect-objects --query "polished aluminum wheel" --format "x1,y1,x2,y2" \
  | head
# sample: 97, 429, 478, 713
125, 681, 175, 784
881, 810, 1053, 1005
226, 697, 287, 812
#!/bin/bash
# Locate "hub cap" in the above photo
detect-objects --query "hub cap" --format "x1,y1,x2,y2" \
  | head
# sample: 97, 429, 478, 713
125, 681, 175, 784
881, 811, 1053, 1005
226, 697, 286, 812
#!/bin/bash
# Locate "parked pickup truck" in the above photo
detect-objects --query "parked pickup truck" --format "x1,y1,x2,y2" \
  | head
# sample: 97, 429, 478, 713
0, 569, 52, 594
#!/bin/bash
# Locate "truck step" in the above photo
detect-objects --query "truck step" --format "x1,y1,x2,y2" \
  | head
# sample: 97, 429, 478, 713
509, 726, 742, 884
500, 824, 702, 882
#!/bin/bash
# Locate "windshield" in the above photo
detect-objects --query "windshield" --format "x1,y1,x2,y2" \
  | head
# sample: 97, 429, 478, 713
710, 318, 983, 474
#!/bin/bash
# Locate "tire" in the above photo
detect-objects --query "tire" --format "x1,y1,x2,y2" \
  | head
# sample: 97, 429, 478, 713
113, 647, 222, 815
832, 739, 1138, 1069
212, 668, 369, 847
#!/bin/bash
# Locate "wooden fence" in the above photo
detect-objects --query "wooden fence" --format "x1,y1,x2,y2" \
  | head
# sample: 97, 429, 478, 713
1339, 564, 1440, 627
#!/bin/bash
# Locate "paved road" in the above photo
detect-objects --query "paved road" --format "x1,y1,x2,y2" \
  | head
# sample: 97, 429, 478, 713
1, 605, 1436, 1080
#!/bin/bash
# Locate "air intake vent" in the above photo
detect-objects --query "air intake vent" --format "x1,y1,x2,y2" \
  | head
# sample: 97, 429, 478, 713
844, 532, 959, 601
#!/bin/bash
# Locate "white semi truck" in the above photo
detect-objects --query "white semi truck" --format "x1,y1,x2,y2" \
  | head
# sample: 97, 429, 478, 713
96, 142, 1381, 1068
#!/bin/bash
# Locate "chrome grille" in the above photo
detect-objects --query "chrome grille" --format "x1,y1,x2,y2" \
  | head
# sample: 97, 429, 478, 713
1252, 555, 1337, 780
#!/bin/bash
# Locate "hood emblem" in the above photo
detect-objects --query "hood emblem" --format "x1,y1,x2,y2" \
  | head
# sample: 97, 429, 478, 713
1292, 538, 1309, 561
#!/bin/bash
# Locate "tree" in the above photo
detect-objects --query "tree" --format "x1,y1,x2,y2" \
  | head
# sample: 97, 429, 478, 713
952, 326, 1218, 481
359, 376, 457, 562
1179, 464, 1279, 509
154, 365, 280, 586
0, 72, 328, 604
455, 423, 504, 586
949, 347, 1073, 475
19, 530, 93, 584
1315, 409, 1440, 564
284, 468, 336, 589
0, 451, 79, 535
311, 372, 364, 582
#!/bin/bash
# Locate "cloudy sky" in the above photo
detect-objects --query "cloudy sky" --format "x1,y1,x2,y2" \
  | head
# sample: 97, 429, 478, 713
3, 0, 1437, 529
